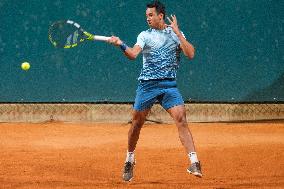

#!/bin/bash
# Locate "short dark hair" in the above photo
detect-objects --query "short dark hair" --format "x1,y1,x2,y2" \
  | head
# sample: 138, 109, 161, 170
146, 1, 166, 19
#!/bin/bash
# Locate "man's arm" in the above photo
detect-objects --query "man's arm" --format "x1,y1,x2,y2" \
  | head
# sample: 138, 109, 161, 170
177, 33, 195, 59
123, 45, 142, 60
166, 15, 195, 59
108, 36, 142, 60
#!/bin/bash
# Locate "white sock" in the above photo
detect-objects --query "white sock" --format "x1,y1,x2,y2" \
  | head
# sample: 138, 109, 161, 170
125, 151, 135, 163
188, 152, 199, 164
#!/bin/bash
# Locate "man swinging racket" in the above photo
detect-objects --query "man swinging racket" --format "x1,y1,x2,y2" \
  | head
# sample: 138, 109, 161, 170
108, 0, 202, 182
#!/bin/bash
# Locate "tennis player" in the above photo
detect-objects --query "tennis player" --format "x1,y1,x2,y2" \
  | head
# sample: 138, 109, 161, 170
108, 0, 202, 181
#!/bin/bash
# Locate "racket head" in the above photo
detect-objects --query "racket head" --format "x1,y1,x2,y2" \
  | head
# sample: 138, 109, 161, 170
48, 20, 93, 48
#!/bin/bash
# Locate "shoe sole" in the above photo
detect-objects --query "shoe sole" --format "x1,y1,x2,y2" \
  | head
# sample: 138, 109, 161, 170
123, 177, 133, 182
187, 169, 202, 178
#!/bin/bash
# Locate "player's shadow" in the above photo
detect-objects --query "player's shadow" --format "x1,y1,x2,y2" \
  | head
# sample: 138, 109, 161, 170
244, 72, 284, 102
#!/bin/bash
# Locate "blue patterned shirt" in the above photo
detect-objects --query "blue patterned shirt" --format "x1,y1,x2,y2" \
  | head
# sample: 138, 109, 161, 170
135, 27, 184, 80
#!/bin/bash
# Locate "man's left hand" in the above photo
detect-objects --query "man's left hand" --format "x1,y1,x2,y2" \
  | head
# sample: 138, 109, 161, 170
166, 15, 182, 37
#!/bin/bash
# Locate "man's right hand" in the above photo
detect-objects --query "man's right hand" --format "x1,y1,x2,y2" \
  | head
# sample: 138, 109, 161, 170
107, 36, 123, 46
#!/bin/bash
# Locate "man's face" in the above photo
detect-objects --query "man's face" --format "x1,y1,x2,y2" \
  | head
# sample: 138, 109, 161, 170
146, 7, 163, 28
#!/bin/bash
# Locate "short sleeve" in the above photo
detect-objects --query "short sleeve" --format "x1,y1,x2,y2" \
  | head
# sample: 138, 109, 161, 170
135, 31, 146, 49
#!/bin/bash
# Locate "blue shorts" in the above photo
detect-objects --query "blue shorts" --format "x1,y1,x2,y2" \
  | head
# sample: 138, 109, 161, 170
133, 79, 184, 111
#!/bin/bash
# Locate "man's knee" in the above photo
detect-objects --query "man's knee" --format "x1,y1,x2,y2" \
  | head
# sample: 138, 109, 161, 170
132, 118, 144, 129
175, 114, 187, 125
167, 105, 187, 125
132, 110, 149, 127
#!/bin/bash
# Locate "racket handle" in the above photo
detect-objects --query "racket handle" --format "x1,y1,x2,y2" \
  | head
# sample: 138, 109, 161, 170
93, 35, 111, 41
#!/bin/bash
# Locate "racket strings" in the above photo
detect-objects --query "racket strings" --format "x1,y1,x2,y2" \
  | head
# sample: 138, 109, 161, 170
66, 30, 80, 47
48, 21, 86, 48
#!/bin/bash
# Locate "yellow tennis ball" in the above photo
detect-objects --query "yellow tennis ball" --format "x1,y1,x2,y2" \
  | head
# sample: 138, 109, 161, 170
21, 62, 30, 71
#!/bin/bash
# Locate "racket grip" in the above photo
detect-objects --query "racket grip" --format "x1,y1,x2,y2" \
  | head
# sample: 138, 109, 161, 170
93, 35, 111, 41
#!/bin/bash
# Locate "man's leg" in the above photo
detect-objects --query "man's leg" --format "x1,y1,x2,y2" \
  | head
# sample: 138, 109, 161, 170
123, 109, 150, 182
128, 109, 150, 152
167, 105, 202, 177
167, 105, 195, 152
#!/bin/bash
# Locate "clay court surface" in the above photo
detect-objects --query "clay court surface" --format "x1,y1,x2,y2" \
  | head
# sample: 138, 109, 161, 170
0, 122, 283, 189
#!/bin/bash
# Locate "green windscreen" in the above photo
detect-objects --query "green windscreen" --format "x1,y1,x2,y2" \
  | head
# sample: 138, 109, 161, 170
0, 0, 283, 102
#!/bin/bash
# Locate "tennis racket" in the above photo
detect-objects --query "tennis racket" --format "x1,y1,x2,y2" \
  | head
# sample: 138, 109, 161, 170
48, 20, 111, 48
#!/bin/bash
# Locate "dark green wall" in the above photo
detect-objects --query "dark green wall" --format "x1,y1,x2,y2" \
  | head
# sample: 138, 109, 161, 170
0, 0, 283, 102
